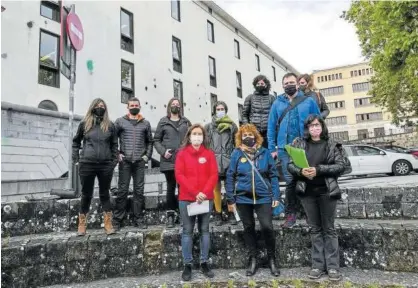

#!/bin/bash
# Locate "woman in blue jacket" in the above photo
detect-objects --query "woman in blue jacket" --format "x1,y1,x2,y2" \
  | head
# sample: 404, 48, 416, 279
225, 124, 280, 277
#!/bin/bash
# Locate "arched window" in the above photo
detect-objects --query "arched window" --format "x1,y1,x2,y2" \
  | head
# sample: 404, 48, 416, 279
38, 100, 58, 111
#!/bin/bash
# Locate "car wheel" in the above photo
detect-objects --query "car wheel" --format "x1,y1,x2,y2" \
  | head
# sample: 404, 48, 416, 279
392, 160, 412, 176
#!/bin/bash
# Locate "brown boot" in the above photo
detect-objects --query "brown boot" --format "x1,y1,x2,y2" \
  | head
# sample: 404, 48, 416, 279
77, 213, 87, 236
103, 211, 116, 235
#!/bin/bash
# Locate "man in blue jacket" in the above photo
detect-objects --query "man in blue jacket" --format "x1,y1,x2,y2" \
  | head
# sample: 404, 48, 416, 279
267, 72, 320, 228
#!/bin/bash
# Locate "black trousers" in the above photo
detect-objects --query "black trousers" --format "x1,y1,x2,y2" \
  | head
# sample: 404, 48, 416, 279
284, 180, 301, 215
237, 203, 276, 258
300, 194, 339, 271
163, 170, 179, 211
79, 162, 113, 214
114, 160, 146, 223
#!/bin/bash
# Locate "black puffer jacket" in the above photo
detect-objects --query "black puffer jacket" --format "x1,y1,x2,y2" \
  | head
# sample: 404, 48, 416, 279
153, 116, 191, 172
305, 90, 330, 119
115, 115, 153, 162
72, 120, 118, 164
242, 91, 276, 133
205, 117, 238, 177
287, 138, 346, 199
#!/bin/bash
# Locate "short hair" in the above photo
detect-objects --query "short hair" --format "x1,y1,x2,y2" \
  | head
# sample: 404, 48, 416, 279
128, 97, 140, 105
252, 74, 271, 91
282, 72, 298, 84
235, 124, 264, 148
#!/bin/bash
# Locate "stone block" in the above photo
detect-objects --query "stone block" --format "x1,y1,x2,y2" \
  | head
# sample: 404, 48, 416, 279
405, 227, 418, 250
335, 203, 349, 218
364, 187, 383, 203
210, 248, 228, 269
361, 225, 383, 248
365, 204, 383, 219
341, 248, 365, 268
386, 250, 417, 272
348, 204, 366, 219
87, 198, 104, 229
34, 200, 55, 234
145, 195, 159, 209
402, 186, 418, 203
41, 263, 66, 286
65, 260, 90, 283
381, 225, 409, 251
279, 246, 310, 268
1, 243, 24, 268
1, 266, 31, 288
123, 254, 144, 276
1, 202, 19, 221
402, 203, 418, 219
160, 252, 182, 271
24, 238, 50, 265
362, 249, 388, 270
46, 237, 68, 263
69, 199, 81, 230
66, 236, 90, 261
124, 231, 144, 256
337, 223, 364, 249
210, 228, 230, 252
100, 233, 127, 257
346, 188, 364, 203
161, 230, 181, 254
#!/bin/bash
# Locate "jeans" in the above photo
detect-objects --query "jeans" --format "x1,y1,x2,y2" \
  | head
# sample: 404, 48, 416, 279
114, 160, 146, 223
79, 163, 113, 214
279, 148, 298, 215
164, 171, 179, 212
179, 200, 213, 265
300, 194, 339, 271
237, 203, 276, 258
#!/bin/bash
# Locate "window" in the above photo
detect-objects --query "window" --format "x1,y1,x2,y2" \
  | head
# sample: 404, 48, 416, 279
339, 73, 342, 79
207, 20, 215, 43
357, 130, 369, 140
350, 71, 354, 77
171, 0, 180, 21
325, 75, 328, 81
362, 69, 365, 75
236, 71, 242, 98
234, 39, 240, 59
272, 66, 276, 82
370, 68, 373, 74
329, 131, 349, 141
319, 86, 344, 97
331, 74, 335, 81
40, 1, 60, 22
120, 8, 134, 53
317, 77, 321, 83
328, 101, 345, 110
366, 68, 370, 75
356, 112, 383, 123
352, 82, 371, 93
238, 104, 243, 124
210, 93, 218, 115
325, 116, 347, 126
255, 54, 260, 71
121, 60, 134, 104
172, 36, 182, 73
173, 79, 183, 103
358, 69, 362, 76
354, 70, 358, 76
374, 127, 385, 137
38, 30, 60, 88
354, 145, 383, 155
354, 97, 372, 107
38, 100, 58, 111
321, 76, 324, 82
208, 56, 217, 87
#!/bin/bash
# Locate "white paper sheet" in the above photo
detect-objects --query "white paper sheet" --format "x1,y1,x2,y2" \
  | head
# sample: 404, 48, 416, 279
187, 200, 210, 216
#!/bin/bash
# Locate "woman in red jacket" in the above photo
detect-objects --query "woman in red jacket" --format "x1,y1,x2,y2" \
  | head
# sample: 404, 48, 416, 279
175, 123, 218, 282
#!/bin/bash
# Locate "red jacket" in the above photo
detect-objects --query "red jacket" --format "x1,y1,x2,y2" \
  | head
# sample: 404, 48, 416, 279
175, 145, 218, 202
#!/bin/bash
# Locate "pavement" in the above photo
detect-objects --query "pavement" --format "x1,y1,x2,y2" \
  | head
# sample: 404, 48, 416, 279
44, 268, 418, 287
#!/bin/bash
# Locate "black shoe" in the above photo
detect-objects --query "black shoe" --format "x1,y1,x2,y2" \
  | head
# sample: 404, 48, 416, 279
134, 219, 148, 230
215, 213, 223, 226
246, 256, 257, 276
166, 214, 175, 228
182, 264, 192, 281
268, 258, 280, 277
200, 262, 214, 278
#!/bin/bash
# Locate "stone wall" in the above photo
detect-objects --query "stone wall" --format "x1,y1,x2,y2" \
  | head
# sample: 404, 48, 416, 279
349, 130, 418, 147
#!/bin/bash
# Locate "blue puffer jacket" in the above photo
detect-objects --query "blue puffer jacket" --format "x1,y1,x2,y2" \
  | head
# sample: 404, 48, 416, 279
225, 147, 280, 205
267, 91, 320, 152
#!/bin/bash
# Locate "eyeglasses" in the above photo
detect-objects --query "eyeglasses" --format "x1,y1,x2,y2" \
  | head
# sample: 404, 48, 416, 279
308, 123, 321, 128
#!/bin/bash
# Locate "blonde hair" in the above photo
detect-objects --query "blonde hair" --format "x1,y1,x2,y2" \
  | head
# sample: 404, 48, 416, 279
297, 74, 316, 92
83, 98, 111, 133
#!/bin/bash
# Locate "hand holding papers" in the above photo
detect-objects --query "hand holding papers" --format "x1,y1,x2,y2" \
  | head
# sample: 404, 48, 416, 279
285, 145, 309, 168
187, 200, 210, 216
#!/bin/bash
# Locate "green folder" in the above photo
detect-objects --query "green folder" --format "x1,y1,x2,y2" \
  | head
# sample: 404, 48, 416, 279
285, 145, 310, 168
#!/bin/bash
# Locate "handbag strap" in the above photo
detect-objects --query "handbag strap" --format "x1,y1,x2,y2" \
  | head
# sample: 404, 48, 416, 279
242, 152, 270, 190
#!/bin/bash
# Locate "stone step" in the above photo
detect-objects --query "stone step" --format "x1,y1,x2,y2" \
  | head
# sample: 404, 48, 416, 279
2, 185, 418, 238
2, 220, 418, 287
42, 268, 418, 288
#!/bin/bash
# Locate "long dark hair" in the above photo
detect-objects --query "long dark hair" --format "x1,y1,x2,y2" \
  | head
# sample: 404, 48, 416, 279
166, 97, 183, 118
303, 114, 329, 141
181, 123, 209, 148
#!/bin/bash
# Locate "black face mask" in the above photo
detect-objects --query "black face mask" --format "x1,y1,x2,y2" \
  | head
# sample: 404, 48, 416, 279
255, 86, 266, 93
170, 106, 180, 114
92, 107, 106, 117
284, 85, 297, 96
129, 108, 140, 116
242, 137, 256, 147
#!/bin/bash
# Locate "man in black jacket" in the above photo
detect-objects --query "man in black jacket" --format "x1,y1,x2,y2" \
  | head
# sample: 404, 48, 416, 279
113, 97, 153, 230
242, 75, 276, 148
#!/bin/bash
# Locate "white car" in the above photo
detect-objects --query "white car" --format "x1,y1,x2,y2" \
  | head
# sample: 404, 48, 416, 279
344, 144, 418, 176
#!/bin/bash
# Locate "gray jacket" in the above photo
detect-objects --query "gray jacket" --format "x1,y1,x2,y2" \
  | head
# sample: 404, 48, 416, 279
153, 116, 191, 172
115, 115, 153, 162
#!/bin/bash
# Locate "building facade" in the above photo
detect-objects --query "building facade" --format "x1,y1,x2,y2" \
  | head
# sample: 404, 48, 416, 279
313, 62, 403, 141
1, 0, 297, 127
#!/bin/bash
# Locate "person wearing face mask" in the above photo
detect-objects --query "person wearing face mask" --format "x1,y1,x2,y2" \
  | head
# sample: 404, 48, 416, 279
267, 72, 321, 228
175, 124, 218, 281
225, 124, 280, 277
72, 98, 118, 236
298, 74, 329, 119
242, 75, 276, 148
204, 101, 238, 226
113, 97, 153, 230
287, 115, 348, 282
154, 98, 191, 228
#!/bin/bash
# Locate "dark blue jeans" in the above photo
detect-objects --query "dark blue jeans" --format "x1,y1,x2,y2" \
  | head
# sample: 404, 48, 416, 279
179, 200, 213, 265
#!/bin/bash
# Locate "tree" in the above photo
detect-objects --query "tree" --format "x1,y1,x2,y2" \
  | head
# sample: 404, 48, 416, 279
343, 1, 418, 124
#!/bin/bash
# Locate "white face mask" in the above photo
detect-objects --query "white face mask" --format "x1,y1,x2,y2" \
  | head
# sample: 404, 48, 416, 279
190, 135, 203, 145
216, 111, 226, 118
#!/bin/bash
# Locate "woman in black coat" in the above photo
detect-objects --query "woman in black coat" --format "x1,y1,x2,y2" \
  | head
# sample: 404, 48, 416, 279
287, 114, 348, 282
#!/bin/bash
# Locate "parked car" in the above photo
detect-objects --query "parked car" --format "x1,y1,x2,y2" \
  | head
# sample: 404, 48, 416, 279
377, 144, 418, 158
343, 144, 418, 176
409, 147, 418, 157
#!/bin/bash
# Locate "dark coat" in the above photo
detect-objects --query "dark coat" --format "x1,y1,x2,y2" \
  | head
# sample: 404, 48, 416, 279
115, 115, 153, 162
72, 120, 118, 165
305, 90, 330, 119
242, 91, 276, 133
204, 117, 238, 177
153, 116, 191, 172
287, 138, 345, 199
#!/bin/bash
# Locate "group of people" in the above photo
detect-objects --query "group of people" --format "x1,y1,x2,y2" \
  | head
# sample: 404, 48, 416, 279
72, 72, 349, 282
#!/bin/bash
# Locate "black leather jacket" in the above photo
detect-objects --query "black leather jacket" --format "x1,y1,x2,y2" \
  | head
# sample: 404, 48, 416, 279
305, 90, 330, 119
287, 138, 345, 199
242, 91, 276, 133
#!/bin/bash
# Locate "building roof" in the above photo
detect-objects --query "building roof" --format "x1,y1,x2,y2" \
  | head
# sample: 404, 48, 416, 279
203, 1, 299, 74
312, 61, 369, 73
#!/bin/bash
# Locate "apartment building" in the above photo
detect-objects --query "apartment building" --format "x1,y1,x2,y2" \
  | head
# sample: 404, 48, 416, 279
313, 62, 403, 141
1, 0, 297, 126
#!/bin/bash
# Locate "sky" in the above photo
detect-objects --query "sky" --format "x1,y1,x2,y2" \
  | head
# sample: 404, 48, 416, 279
215, 0, 364, 73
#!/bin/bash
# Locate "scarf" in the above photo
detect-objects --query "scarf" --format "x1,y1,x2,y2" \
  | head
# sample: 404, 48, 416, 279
239, 145, 258, 161
127, 114, 144, 122
215, 116, 234, 133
